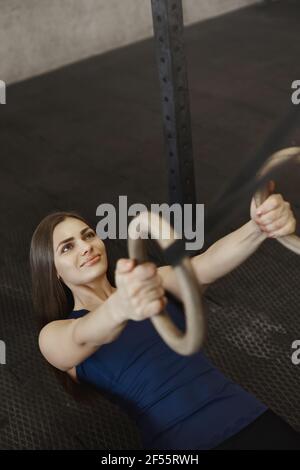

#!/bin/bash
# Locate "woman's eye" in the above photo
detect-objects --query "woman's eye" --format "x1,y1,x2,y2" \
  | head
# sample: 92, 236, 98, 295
85, 231, 95, 239
61, 243, 73, 253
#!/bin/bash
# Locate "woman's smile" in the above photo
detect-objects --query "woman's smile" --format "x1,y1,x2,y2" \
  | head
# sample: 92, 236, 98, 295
81, 254, 101, 268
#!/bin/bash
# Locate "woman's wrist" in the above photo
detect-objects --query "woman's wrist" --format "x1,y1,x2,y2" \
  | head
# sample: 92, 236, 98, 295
108, 290, 130, 326
247, 219, 268, 243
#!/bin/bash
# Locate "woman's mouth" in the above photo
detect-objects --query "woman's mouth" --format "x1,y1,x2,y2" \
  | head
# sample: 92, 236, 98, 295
81, 255, 101, 267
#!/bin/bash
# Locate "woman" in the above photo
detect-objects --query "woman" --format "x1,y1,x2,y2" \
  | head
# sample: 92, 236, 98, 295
30, 190, 300, 450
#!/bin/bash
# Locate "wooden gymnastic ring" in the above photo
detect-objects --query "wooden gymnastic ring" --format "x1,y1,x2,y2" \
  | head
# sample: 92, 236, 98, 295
254, 147, 300, 255
127, 211, 206, 355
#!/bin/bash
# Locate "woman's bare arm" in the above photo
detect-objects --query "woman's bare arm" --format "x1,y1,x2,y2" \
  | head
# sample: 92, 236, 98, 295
39, 290, 128, 372
157, 221, 265, 302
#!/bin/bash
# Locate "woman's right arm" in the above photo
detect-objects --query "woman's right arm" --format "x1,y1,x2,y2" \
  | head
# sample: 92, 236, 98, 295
39, 258, 166, 372
38, 290, 129, 372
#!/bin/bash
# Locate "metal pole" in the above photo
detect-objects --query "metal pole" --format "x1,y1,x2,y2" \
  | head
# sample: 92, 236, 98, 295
150, 0, 196, 219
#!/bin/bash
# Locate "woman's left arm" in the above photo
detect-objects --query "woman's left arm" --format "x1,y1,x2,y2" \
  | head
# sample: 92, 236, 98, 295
159, 185, 296, 299
192, 185, 296, 285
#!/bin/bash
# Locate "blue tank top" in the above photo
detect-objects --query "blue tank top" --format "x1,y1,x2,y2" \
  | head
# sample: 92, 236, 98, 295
69, 293, 267, 449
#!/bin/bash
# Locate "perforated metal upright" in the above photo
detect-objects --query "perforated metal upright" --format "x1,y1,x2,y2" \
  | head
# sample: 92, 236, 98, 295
150, 0, 196, 216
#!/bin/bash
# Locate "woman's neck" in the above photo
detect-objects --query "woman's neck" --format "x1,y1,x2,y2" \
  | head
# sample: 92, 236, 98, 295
72, 276, 116, 311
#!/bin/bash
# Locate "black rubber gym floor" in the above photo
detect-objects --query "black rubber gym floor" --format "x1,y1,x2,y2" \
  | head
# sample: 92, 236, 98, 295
0, 0, 300, 449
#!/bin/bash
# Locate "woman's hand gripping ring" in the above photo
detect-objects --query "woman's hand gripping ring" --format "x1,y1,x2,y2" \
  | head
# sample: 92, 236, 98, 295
128, 211, 206, 355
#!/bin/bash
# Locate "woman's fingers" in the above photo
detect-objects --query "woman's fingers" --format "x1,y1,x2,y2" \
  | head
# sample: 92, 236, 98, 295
115, 259, 166, 321
255, 205, 286, 228
116, 258, 136, 273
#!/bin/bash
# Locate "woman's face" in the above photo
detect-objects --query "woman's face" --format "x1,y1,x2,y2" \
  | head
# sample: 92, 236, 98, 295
53, 217, 108, 286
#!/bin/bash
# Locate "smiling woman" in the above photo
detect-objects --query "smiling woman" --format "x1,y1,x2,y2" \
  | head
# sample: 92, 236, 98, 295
29, 209, 300, 451
30, 212, 113, 327
29, 211, 118, 400
52, 217, 112, 313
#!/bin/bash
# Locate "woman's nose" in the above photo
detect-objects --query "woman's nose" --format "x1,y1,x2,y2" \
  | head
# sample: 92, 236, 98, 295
79, 240, 92, 255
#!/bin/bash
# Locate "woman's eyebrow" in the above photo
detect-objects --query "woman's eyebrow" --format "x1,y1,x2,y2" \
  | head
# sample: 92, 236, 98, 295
56, 226, 91, 252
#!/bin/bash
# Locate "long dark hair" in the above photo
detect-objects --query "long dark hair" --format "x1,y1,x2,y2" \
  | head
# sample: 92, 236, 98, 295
29, 211, 113, 401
